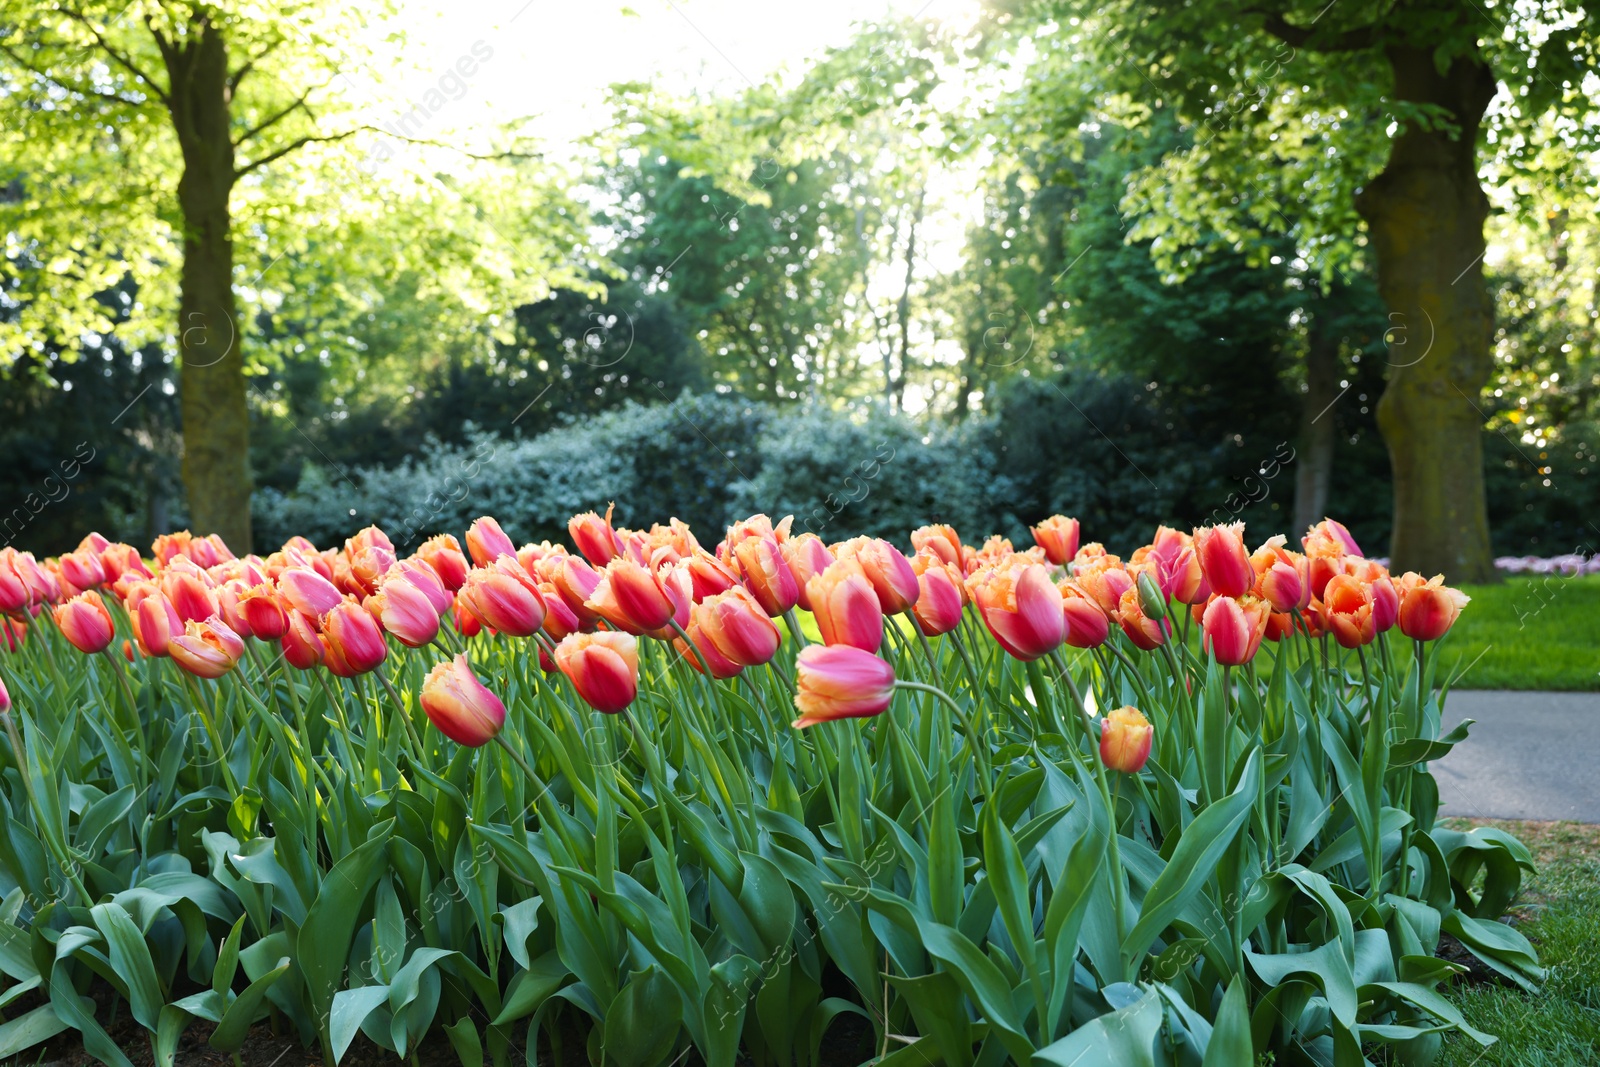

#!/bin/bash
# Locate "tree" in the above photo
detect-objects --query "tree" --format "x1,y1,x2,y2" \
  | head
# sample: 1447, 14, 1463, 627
1011, 0, 1597, 580
0, 1, 586, 550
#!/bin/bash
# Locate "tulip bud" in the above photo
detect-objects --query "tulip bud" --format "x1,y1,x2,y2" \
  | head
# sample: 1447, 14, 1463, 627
1396, 574, 1469, 642
1194, 523, 1253, 599
237, 584, 290, 641
675, 615, 745, 679
806, 559, 885, 654
1060, 584, 1110, 649
733, 536, 801, 617
0, 551, 28, 616
696, 586, 782, 667
568, 505, 624, 566
368, 578, 441, 649
1136, 570, 1167, 619
134, 592, 184, 657
1201, 595, 1271, 666
59, 550, 105, 591
416, 535, 471, 592
466, 516, 517, 568
421, 654, 507, 746
911, 524, 965, 568
323, 600, 389, 676
910, 553, 965, 637
791, 644, 896, 729
586, 557, 684, 634
276, 567, 342, 621
1369, 576, 1399, 634
1099, 706, 1153, 773
554, 631, 640, 714
834, 538, 919, 616
169, 617, 245, 679
1030, 516, 1081, 567
1115, 586, 1169, 651
281, 610, 325, 669
785, 535, 835, 612
53, 591, 115, 654
461, 561, 548, 638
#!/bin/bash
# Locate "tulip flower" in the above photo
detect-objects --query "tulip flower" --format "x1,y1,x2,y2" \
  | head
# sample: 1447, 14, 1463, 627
276, 567, 342, 621
1305, 517, 1362, 557
1257, 559, 1307, 615
1116, 586, 1169, 651
11, 551, 57, 607
452, 598, 483, 638
368, 578, 441, 649
1263, 611, 1295, 643
169, 617, 245, 679
53, 591, 115, 654
1322, 574, 1377, 649
785, 535, 835, 612
911, 524, 965, 568
806, 559, 886, 653
538, 554, 603, 627
538, 581, 581, 642
1369, 576, 1400, 634
420, 654, 507, 746
834, 538, 919, 616
1031, 515, 1081, 566
235, 584, 289, 642
281, 611, 324, 669
461, 561, 548, 638
1100, 706, 1153, 773
1074, 557, 1134, 617
58, 550, 105, 591
99, 543, 151, 586
732, 535, 801, 617
695, 586, 782, 667
569, 505, 625, 566
554, 631, 640, 713
675, 615, 745, 679
385, 558, 452, 616
910, 552, 965, 637
0, 551, 29, 616
1060, 582, 1110, 649
1201, 595, 1271, 666
0, 620, 23, 653
0, 676, 9, 711
791, 644, 896, 729
1194, 523, 1253, 599
586, 556, 690, 635
465, 516, 516, 568
1396, 573, 1470, 641
972, 562, 1066, 661
134, 592, 184, 657
417, 535, 471, 592
323, 600, 389, 675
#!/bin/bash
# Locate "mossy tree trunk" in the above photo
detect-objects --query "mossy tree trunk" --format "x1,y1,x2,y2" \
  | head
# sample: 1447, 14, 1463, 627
158, 16, 253, 553
1293, 315, 1339, 537
1356, 45, 1499, 582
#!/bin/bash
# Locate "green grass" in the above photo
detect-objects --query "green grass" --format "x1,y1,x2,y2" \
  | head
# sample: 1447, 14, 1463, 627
1437, 575, 1600, 691
1440, 819, 1600, 1066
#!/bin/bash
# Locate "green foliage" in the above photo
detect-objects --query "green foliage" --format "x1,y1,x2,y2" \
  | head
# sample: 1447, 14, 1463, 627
1438, 575, 1600, 692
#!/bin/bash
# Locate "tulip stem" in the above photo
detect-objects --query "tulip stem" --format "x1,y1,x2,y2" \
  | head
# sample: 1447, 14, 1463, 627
376, 667, 427, 766
893, 681, 991, 798
782, 608, 810, 649
181, 673, 241, 799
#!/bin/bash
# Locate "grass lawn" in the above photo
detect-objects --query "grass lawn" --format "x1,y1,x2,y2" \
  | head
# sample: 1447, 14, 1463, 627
1438, 575, 1600, 692
1440, 818, 1600, 1066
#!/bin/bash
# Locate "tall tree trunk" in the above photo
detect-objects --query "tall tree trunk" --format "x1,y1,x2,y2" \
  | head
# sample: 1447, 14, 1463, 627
160, 19, 252, 552
1356, 46, 1498, 582
1293, 313, 1339, 536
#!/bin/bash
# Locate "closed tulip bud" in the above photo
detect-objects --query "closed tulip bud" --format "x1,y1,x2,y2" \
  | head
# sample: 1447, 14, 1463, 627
1060, 584, 1111, 649
1030, 515, 1081, 566
568, 505, 625, 566
323, 600, 389, 675
416, 535, 471, 592
421, 654, 507, 746
54, 591, 115, 654
1201, 595, 1271, 666
1116, 586, 1169, 651
785, 534, 835, 612
13, 551, 58, 605
585, 557, 681, 634
169, 617, 245, 679
1263, 611, 1295, 643
215, 578, 255, 638
1099, 706, 1153, 774
791, 644, 896, 729
369, 578, 441, 648
1258, 560, 1306, 614
835, 538, 919, 616
0, 551, 29, 615
1194, 523, 1253, 599
281, 611, 324, 669
540, 555, 603, 627
675, 614, 745, 679
1136, 570, 1168, 619
461, 561, 548, 638
59, 550, 105, 590
466, 516, 517, 568
554, 631, 640, 713
696, 586, 782, 667
1369, 576, 1399, 633
1396, 574, 1469, 642
134, 591, 183, 657
911, 524, 965, 568
910, 553, 965, 637
806, 559, 885, 653
99, 543, 151, 586
733, 536, 801, 617
1322, 574, 1377, 649
972, 562, 1066, 661
276, 567, 342, 621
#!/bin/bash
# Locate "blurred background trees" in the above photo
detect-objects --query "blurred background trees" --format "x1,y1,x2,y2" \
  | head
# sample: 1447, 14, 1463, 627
3, 0, 1596, 574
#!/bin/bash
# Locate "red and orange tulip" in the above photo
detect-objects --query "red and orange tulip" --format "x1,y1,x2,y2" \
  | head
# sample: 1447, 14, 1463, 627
791, 644, 896, 728
972, 562, 1065, 661
169, 617, 246, 679
1100, 706, 1153, 773
54, 591, 115, 654
554, 631, 640, 713
806, 559, 885, 654
421, 654, 507, 746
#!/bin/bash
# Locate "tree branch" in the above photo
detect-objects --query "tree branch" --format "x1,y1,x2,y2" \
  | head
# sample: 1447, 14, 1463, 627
227, 39, 283, 97
355, 126, 542, 161
1247, 8, 1380, 51
233, 96, 308, 146
0, 41, 149, 107
59, 4, 170, 104
233, 128, 361, 177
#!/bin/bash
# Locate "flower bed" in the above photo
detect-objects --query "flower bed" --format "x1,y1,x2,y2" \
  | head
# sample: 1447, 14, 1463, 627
0, 515, 1537, 1065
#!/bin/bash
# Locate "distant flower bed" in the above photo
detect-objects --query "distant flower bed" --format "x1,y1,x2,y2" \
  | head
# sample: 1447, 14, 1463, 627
1496, 554, 1600, 575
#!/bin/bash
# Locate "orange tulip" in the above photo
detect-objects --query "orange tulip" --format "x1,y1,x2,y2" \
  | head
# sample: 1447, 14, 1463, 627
416, 535, 471, 592
732, 535, 800, 617
58, 550, 104, 590
237, 584, 290, 642
791, 644, 896, 728
910, 552, 965, 637
281, 610, 324, 669
675, 614, 745, 679
134, 591, 184, 657
465, 516, 517, 568
323, 600, 389, 675
461, 560, 548, 638
276, 567, 341, 621
537, 554, 603, 627
568, 505, 624, 566
1100, 706, 1153, 773
834, 538, 919, 616
53, 591, 114, 654
421, 654, 507, 746
99, 543, 151, 586
1115, 586, 1169, 651
1194, 523, 1253, 599
554, 631, 640, 713
695, 586, 782, 667
1201, 595, 1271, 666
586, 557, 689, 635
368, 577, 441, 649
1074, 558, 1134, 617
1060, 582, 1110, 649
1396, 573, 1469, 641
784, 534, 835, 612
1031, 515, 1081, 566
1322, 574, 1376, 649
169, 617, 245, 679
806, 559, 885, 653
911, 524, 965, 568
972, 562, 1065, 661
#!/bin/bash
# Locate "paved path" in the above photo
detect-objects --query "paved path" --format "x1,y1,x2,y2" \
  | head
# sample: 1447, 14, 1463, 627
1435, 690, 1600, 823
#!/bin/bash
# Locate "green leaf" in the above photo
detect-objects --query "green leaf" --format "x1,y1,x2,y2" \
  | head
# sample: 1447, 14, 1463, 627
89, 902, 165, 1032
0, 1003, 68, 1059
298, 827, 393, 1051
603, 966, 681, 1067
330, 984, 391, 1066
1034, 987, 1166, 1066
